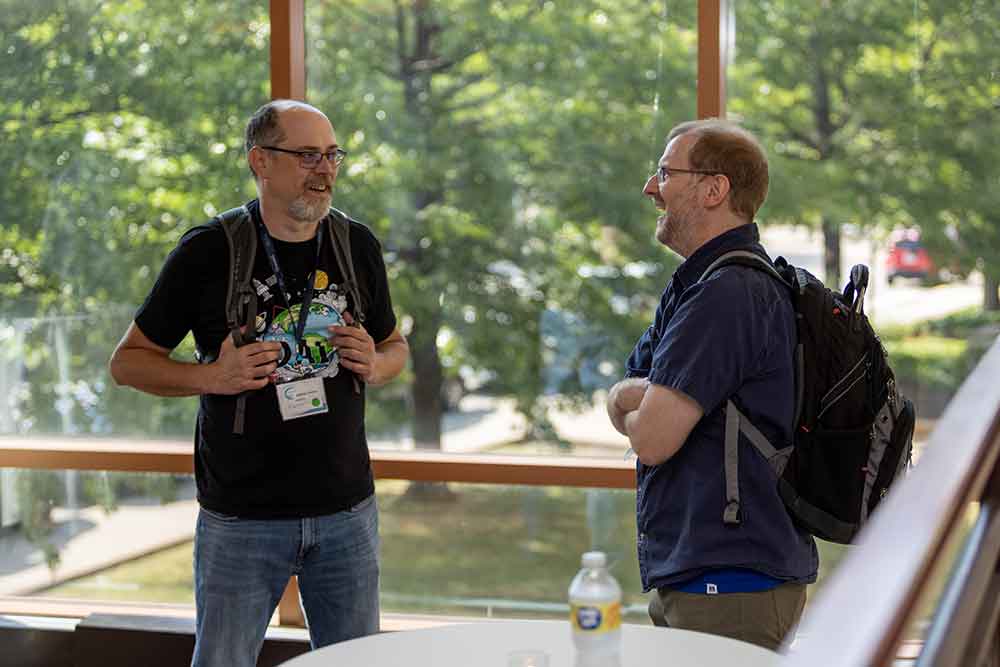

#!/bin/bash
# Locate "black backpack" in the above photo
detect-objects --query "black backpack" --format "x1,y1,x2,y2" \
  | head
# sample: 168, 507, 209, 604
699, 250, 915, 544
205, 205, 369, 434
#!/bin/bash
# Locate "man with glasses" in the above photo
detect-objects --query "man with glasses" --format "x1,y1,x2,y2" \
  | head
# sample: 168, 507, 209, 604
110, 99, 409, 666
605, 119, 817, 651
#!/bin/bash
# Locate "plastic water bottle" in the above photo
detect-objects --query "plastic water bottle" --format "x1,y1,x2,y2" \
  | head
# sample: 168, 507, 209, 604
568, 551, 622, 659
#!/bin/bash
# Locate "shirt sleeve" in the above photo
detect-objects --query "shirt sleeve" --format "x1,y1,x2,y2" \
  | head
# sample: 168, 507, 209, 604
625, 283, 673, 378
625, 327, 653, 378
134, 225, 221, 350
647, 267, 768, 415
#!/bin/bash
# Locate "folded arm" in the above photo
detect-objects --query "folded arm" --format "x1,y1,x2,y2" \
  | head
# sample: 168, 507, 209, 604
608, 379, 704, 466
606, 378, 650, 435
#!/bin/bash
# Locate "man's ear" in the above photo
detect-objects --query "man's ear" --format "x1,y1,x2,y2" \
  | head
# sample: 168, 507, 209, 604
703, 173, 731, 209
247, 146, 268, 179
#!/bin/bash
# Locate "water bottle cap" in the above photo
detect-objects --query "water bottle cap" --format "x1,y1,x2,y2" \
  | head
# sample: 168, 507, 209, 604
581, 551, 607, 568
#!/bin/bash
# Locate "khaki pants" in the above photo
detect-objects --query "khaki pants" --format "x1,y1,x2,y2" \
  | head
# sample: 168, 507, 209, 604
648, 583, 807, 652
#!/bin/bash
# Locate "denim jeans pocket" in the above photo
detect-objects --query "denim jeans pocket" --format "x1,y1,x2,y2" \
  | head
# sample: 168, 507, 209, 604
201, 507, 240, 522
348, 494, 376, 513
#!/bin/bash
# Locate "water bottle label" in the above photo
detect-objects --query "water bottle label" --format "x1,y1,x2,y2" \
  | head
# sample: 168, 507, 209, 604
571, 602, 621, 633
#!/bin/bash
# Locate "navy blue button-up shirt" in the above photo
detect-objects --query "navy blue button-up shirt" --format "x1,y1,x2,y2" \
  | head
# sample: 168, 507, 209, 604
625, 223, 818, 591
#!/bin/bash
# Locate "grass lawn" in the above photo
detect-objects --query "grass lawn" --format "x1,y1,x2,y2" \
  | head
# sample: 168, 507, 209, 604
40, 541, 195, 603
40, 479, 850, 622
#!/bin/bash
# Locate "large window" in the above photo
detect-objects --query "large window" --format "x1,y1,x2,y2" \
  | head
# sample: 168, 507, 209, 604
0, 0, 996, 636
0, 0, 268, 606
0, 0, 703, 613
728, 0, 1000, 648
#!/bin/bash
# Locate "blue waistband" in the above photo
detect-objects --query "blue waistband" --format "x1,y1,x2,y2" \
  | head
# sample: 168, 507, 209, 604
666, 568, 785, 594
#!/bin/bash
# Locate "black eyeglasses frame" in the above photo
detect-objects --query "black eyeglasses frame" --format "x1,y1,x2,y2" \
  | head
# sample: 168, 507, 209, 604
259, 145, 347, 168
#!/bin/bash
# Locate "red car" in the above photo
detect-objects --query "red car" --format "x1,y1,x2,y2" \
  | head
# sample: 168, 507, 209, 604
886, 235, 934, 284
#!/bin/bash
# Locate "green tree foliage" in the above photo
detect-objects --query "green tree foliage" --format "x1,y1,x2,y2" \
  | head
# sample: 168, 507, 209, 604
895, 0, 1000, 307
2, 0, 993, 454
305, 0, 695, 448
0, 0, 699, 475
729, 0, 918, 286
729, 1, 998, 297
1, 0, 269, 438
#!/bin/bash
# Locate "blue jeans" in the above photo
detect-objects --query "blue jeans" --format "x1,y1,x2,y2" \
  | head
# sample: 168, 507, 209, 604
191, 494, 380, 667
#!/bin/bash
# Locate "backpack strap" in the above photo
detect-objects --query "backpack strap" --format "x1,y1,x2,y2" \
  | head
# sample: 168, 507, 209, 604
723, 404, 741, 524
326, 208, 366, 325
698, 249, 788, 286
723, 399, 795, 525
215, 205, 257, 435
217, 206, 258, 345
326, 208, 368, 393
700, 251, 794, 526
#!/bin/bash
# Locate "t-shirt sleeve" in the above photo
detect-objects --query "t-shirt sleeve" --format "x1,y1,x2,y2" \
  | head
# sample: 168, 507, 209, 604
353, 223, 397, 345
134, 225, 220, 350
648, 268, 765, 415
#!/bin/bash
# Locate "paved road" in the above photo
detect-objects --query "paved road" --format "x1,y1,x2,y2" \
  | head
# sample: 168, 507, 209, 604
0, 493, 198, 596
759, 225, 983, 326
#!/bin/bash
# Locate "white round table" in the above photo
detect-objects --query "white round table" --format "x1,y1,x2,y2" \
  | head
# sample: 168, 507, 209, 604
277, 619, 780, 667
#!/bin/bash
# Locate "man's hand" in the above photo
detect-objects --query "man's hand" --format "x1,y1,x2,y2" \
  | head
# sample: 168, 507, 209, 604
207, 332, 283, 395
328, 312, 377, 383
606, 378, 649, 435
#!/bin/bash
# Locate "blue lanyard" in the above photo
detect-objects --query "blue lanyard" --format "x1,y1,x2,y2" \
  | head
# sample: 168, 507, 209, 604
256, 219, 323, 347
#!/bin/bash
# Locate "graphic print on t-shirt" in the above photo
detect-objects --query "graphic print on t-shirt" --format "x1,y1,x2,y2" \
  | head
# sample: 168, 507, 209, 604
261, 270, 350, 384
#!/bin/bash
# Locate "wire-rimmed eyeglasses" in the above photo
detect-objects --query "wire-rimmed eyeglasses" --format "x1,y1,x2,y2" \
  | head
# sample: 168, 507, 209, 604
260, 145, 347, 169
656, 165, 720, 185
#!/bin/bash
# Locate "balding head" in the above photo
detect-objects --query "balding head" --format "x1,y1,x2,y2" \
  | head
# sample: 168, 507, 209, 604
244, 100, 331, 180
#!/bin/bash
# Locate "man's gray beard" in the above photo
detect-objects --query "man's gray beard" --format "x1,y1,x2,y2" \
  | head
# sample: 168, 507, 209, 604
656, 214, 683, 248
288, 196, 327, 224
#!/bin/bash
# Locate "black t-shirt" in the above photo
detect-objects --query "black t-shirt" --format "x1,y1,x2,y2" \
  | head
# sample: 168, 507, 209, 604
135, 200, 397, 518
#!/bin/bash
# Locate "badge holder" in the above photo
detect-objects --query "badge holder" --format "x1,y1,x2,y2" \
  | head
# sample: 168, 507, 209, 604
276, 377, 329, 421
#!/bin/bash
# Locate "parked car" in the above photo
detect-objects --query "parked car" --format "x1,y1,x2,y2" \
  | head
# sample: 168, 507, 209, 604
886, 232, 935, 284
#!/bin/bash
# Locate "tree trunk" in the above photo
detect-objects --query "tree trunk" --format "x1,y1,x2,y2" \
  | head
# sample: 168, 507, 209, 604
404, 314, 455, 500
985, 273, 1000, 311
807, 30, 841, 289
410, 317, 443, 451
821, 215, 842, 288
397, 1, 446, 454
395, 3, 456, 500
